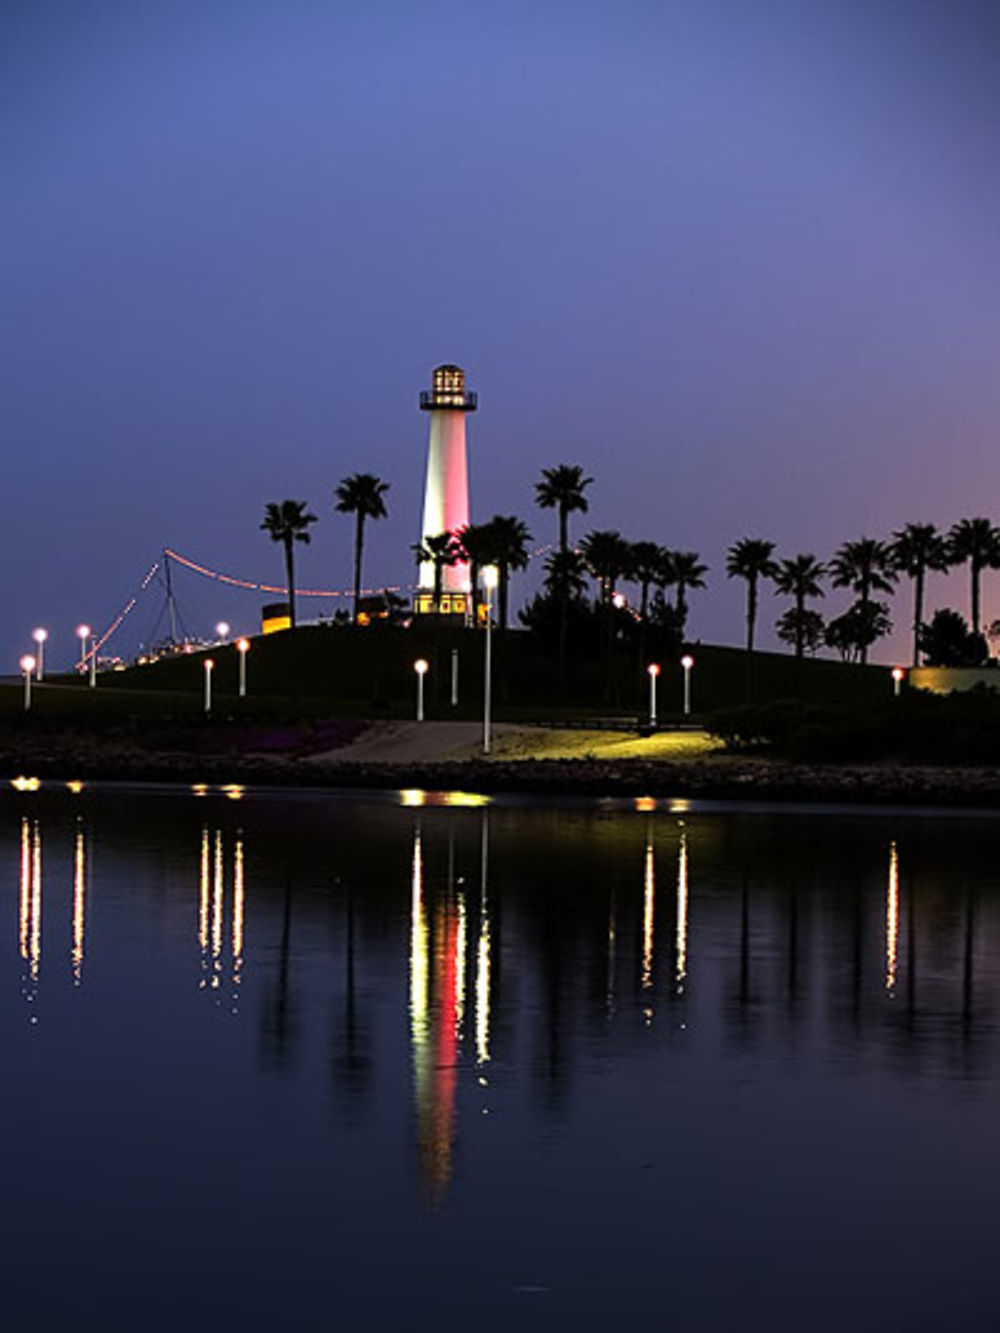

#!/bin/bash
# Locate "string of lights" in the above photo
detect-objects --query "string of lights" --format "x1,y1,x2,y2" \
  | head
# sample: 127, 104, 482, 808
80, 560, 161, 667
86, 541, 551, 663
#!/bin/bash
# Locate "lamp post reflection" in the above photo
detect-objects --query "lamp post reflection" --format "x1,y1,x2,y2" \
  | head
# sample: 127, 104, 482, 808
885, 841, 899, 994
19, 818, 42, 1006
72, 822, 87, 985
641, 826, 655, 1019
675, 826, 689, 993
475, 808, 492, 1070
198, 825, 247, 1009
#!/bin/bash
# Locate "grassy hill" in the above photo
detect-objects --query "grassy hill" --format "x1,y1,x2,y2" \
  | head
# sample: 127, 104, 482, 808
1, 624, 892, 728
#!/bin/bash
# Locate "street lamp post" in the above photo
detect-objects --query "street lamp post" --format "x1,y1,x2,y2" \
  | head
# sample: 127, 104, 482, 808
451, 648, 459, 707
76, 624, 94, 687
680, 654, 695, 716
203, 658, 214, 715
32, 628, 48, 681
20, 655, 36, 711
236, 638, 250, 698
482, 565, 498, 755
414, 658, 429, 721
647, 662, 660, 727
891, 666, 904, 699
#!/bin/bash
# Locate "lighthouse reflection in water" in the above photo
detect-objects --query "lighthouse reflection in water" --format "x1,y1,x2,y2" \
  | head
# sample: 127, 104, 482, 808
2, 786, 999, 1330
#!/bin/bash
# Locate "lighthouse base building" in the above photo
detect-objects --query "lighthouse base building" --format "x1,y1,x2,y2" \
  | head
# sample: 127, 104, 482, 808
414, 364, 477, 617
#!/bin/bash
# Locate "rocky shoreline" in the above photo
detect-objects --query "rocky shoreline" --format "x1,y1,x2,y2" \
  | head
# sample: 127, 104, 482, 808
4, 737, 1000, 806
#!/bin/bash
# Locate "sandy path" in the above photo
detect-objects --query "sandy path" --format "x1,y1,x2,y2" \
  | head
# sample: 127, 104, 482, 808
309, 721, 719, 765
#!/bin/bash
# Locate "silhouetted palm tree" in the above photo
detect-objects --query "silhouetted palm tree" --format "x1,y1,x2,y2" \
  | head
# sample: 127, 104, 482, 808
946, 517, 1000, 636
627, 541, 663, 624
260, 499, 317, 629
536, 464, 593, 673
580, 530, 629, 609
412, 531, 460, 611
334, 473, 389, 625
726, 538, 778, 653
829, 537, 897, 664
543, 549, 588, 601
889, 522, 949, 665
456, 522, 500, 624
773, 553, 825, 658
487, 514, 532, 630
664, 549, 708, 627
534, 464, 593, 554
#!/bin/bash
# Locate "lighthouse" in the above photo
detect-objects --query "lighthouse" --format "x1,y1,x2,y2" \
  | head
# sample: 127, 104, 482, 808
415, 364, 477, 616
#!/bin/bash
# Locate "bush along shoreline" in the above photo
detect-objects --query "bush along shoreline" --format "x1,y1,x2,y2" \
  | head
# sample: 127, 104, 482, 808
708, 688, 1000, 765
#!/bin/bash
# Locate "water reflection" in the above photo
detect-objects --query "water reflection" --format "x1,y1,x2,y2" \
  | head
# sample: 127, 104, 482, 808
886, 840, 899, 994
6, 791, 1000, 1194
19, 817, 41, 993
675, 825, 688, 993
198, 824, 246, 1007
72, 821, 86, 985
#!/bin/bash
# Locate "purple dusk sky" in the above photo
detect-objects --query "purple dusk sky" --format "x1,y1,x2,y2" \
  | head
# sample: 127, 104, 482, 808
4, 0, 999, 668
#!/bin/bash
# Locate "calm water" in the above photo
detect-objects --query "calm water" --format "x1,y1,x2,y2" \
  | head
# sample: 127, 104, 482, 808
3, 782, 1000, 1331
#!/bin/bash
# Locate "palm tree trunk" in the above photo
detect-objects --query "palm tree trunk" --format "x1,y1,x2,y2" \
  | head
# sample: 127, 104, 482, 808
559, 508, 568, 555
795, 590, 805, 659
860, 590, 869, 666
912, 568, 924, 666
972, 562, 981, 636
498, 564, 510, 631
284, 538, 297, 629
746, 576, 757, 653
434, 560, 443, 611
352, 514, 364, 626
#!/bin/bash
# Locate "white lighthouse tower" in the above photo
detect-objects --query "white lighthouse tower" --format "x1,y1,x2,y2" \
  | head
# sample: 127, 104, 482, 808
415, 364, 477, 616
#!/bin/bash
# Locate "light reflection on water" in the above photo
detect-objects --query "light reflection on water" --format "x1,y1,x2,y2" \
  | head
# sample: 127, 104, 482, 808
4, 787, 1000, 1329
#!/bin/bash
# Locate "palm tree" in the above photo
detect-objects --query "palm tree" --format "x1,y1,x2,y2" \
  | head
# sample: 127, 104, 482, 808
334, 473, 389, 625
580, 530, 629, 609
412, 531, 460, 611
627, 542, 663, 624
260, 499, 317, 629
486, 514, 532, 630
726, 539, 778, 654
663, 549, 708, 627
535, 464, 593, 673
889, 522, 949, 665
543, 549, 588, 601
829, 537, 896, 664
456, 522, 501, 624
773, 554, 825, 658
946, 517, 1000, 636
534, 464, 593, 555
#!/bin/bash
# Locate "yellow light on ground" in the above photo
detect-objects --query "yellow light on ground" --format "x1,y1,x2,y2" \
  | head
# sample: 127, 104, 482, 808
400, 789, 426, 808
11, 776, 41, 792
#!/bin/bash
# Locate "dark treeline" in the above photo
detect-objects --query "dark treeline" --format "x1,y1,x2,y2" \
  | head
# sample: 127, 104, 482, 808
261, 468, 1000, 671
